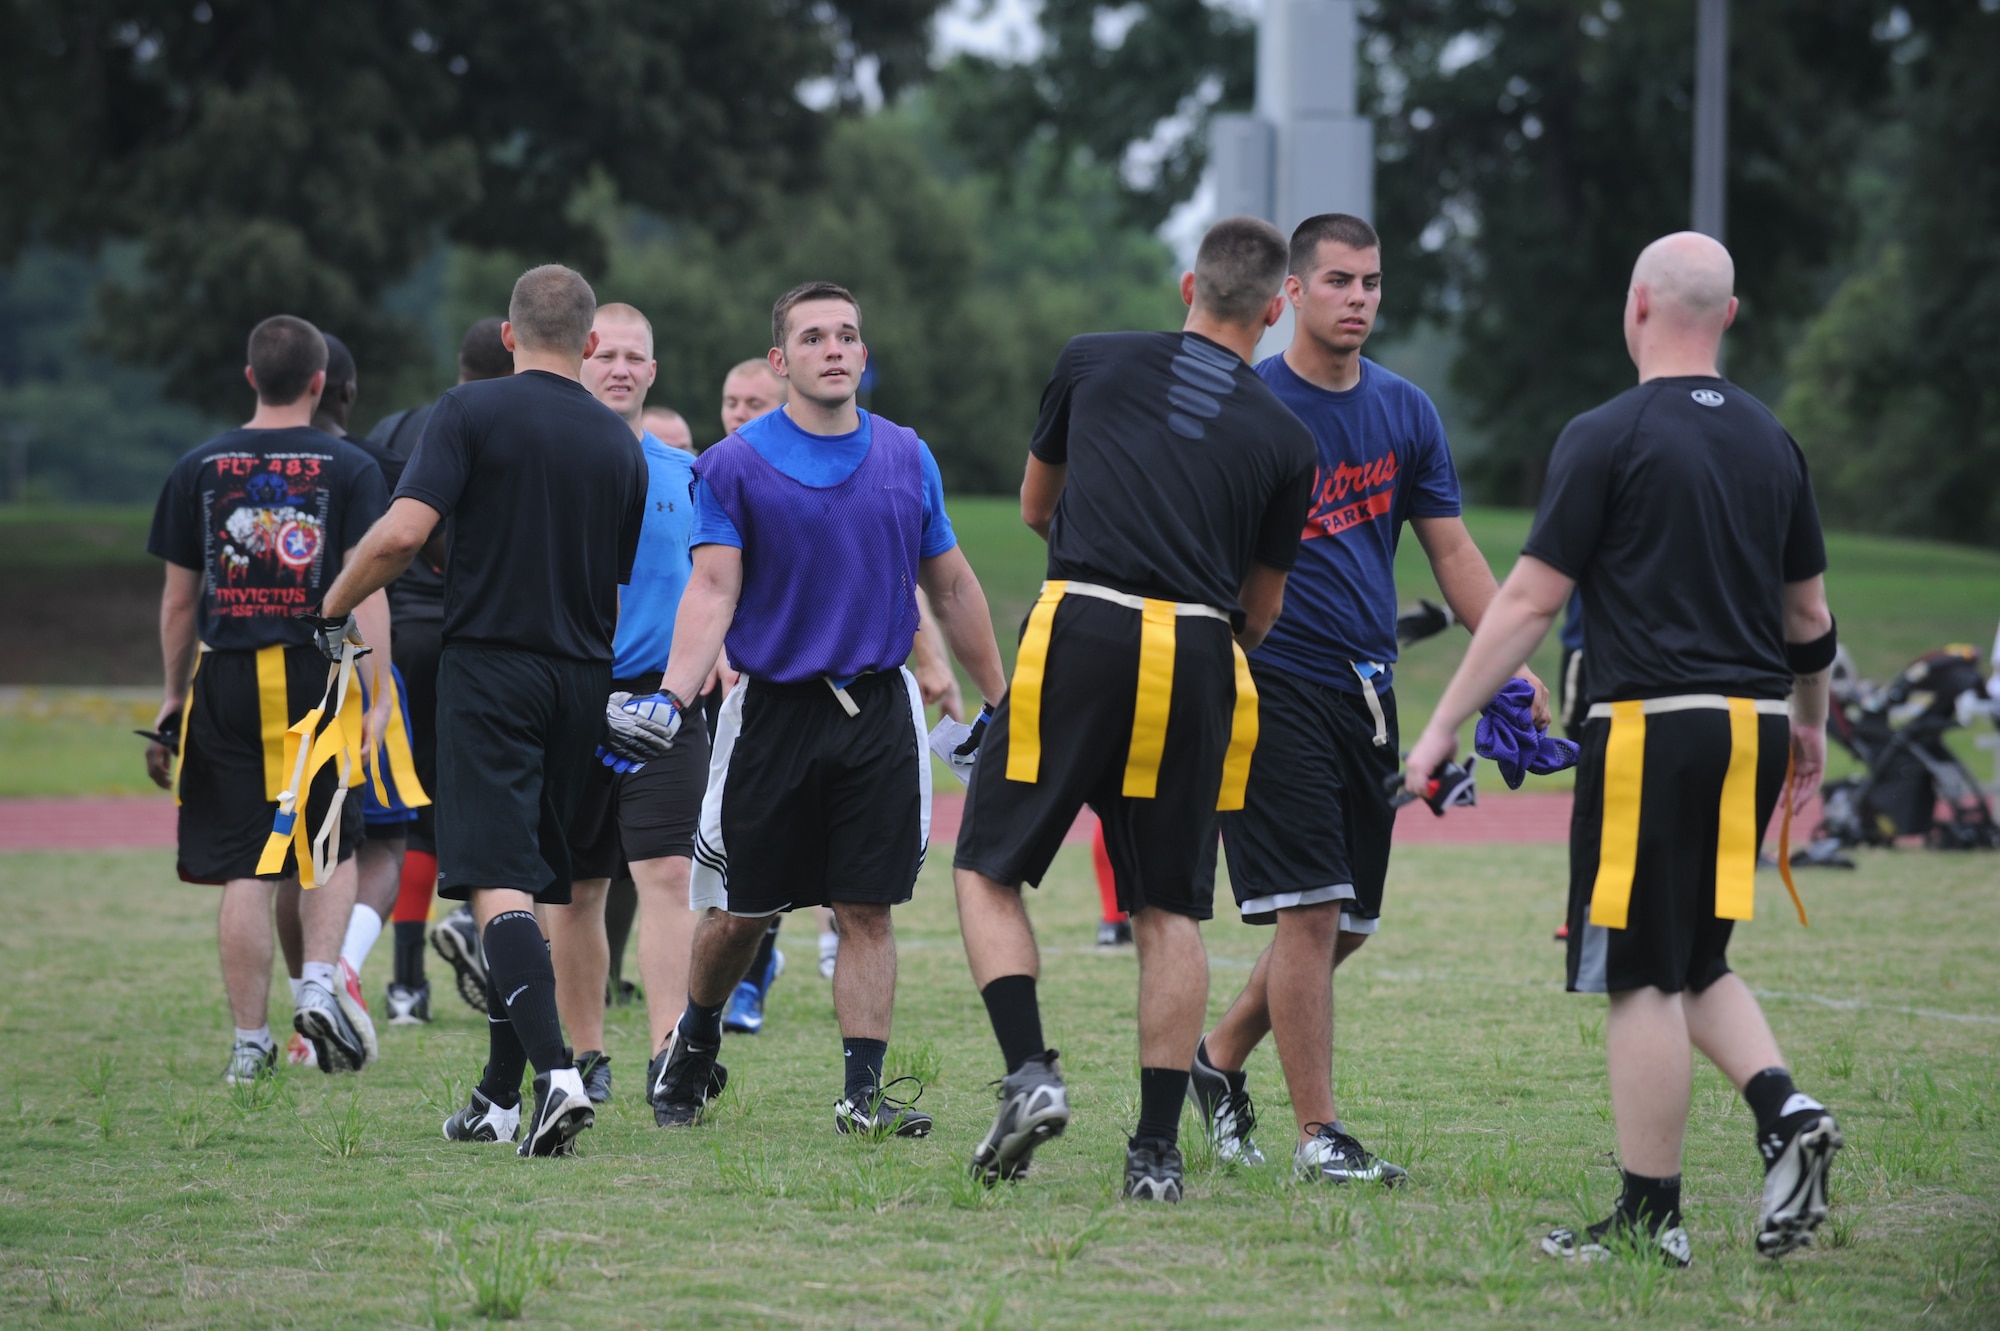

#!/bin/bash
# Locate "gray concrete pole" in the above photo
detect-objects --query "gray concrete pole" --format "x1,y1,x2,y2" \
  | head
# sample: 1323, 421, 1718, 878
1692, 0, 1728, 240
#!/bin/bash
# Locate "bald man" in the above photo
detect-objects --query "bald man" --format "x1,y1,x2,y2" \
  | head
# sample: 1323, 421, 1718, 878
1406, 232, 1841, 1266
642, 406, 695, 455
721, 358, 787, 435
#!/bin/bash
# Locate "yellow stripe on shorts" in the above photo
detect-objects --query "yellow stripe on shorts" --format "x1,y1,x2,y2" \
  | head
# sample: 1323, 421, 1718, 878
1588, 699, 1647, 930
1217, 641, 1258, 811
1004, 581, 1067, 784
172, 652, 202, 806
1120, 599, 1178, 799
255, 645, 291, 801
1714, 696, 1760, 921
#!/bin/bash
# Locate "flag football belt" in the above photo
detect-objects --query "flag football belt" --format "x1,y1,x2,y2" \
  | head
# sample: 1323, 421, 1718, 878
1584, 694, 1806, 930
171, 643, 357, 807
1005, 579, 1258, 811
358, 665, 431, 815
254, 640, 369, 890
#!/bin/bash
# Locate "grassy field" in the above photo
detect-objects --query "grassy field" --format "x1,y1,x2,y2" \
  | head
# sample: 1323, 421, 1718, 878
0, 842, 1995, 1328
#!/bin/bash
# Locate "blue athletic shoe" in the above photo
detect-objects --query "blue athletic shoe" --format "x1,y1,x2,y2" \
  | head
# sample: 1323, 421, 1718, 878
723, 947, 784, 1035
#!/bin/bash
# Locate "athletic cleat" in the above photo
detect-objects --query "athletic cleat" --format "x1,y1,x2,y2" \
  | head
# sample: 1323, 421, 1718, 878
285, 1032, 318, 1069
1188, 1036, 1264, 1165
442, 1088, 522, 1143
336, 958, 379, 1069
430, 906, 487, 1013
294, 980, 367, 1073
518, 1068, 594, 1157
576, 1050, 613, 1105
384, 980, 432, 1026
723, 947, 784, 1034
225, 1040, 277, 1086
834, 1076, 933, 1139
1294, 1123, 1407, 1185
1122, 1136, 1185, 1203
1542, 1214, 1692, 1268
647, 1032, 726, 1127
1096, 919, 1133, 947
1756, 1098, 1843, 1258
971, 1049, 1070, 1184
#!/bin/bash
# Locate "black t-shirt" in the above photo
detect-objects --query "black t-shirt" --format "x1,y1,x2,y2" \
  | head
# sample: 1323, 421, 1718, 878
362, 403, 447, 624
1029, 331, 1316, 623
146, 426, 388, 651
394, 371, 646, 661
1523, 376, 1827, 703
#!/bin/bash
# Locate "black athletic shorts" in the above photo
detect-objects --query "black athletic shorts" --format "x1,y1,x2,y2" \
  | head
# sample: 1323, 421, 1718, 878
433, 644, 610, 905
568, 674, 712, 879
692, 668, 928, 916
1558, 645, 1590, 743
954, 594, 1240, 921
1218, 659, 1398, 930
392, 617, 443, 854
1566, 701, 1790, 995
176, 645, 364, 884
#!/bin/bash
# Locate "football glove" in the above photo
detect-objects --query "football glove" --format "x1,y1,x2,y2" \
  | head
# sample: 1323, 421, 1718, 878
927, 702, 994, 785
1383, 756, 1478, 817
296, 608, 367, 663
598, 690, 683, 772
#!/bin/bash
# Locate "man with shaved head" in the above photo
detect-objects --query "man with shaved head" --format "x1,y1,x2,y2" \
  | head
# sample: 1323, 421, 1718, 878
1406, 232, 1842, 1266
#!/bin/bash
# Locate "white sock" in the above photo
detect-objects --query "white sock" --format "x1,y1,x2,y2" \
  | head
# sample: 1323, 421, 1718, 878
549, 1066, 586, 1099
288, 976, 305, 1007
340, 904, 385, 975
301, 961, 337, 994
818, 931, 840, 959
235, 1026, 274, 1051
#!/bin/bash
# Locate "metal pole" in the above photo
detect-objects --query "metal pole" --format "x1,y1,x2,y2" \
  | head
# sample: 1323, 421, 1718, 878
1692, 0, 1728, 240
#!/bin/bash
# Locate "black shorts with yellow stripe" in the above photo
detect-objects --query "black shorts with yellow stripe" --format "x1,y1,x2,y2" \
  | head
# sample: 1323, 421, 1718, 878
953, 585, 1255, 920
1566, 696, 1790, 995
176, 645, 364, 884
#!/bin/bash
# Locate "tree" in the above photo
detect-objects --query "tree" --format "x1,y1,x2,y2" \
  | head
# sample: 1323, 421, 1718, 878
0, 0, 944, 415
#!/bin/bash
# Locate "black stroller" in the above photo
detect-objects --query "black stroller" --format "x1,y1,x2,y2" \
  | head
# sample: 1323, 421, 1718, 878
1813, 645, 2000, 852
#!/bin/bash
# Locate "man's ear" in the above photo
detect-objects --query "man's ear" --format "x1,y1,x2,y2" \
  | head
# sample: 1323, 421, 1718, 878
767, 346, 788, 381
243, 365, 259, 394
500, 321, 518, 352
1722, 295, 1739, 330
1264, 291, 1287, 329
1180, 271, 1197, 309
580, 329, 600, 361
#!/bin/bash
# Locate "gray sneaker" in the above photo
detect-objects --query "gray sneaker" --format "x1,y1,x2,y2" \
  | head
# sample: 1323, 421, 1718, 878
224, 1040, 276, 1086
971, 1050, 1070, 1183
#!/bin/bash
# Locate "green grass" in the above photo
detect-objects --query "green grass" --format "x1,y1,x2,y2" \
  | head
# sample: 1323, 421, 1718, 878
0, 692, 163, 797
1, 844, 1995, 1327
0, 505, 156, 569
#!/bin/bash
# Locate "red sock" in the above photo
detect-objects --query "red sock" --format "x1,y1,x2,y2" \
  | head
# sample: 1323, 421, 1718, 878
1092, 824, 1126, 925
392, 849, 437, 923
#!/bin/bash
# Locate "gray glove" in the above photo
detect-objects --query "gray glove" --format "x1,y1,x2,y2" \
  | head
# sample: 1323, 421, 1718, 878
599, 691, 683, 772
296, 609, 365, 663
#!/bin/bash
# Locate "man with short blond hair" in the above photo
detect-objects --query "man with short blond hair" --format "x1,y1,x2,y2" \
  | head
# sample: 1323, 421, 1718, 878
720, 357, 787, 435
641, 406, 695, 454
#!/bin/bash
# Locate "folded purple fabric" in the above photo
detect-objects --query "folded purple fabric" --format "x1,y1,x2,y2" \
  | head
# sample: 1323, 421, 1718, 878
1474, 676, 1580, 790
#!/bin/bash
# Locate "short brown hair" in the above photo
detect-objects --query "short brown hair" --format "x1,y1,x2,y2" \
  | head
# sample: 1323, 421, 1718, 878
458, 317, 513, 380
246, 315, 327, 406
771, 281, 859, 350
1289, 213, 1381, 276
508, 264, 597, 355
1192, 217, 1289, 324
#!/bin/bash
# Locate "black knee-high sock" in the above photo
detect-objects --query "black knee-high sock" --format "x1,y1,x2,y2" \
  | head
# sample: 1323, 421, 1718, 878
980, 975, 1045, 1074
749, 918, 780, 986
1137, 1067, 1188, 1146
480, 910, 569, 1077
604, 877, 638, 987
478, 969, 528, 1108
392, 922, 427, 988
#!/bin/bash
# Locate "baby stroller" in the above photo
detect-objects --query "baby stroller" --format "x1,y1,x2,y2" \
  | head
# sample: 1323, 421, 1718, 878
1815, 645, 1999, 851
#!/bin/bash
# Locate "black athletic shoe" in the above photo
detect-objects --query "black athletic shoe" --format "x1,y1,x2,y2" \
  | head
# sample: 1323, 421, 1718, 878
647, 1032, 725, 1127
971, 1050, 1070, 1183
1757, 1098, 1843, 1258
834, 1076, 933, 1139
1188, 1036, 1264, 1166
1122, 1136, 1185, 1203
1294, 1122, 1408, 1185
1096, 920, 1133, 947
385, 980, 431, 1027
430, 907, 487, 1014
1542, 1213, 1692, 1267
294, 980, 367, 1073
442, 1088, 522, 1144
518, 1069, 594, 1158
576, 1051, 612, 1105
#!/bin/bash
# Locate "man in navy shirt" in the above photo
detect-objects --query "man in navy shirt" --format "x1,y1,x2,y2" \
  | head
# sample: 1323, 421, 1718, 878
1188, 214, 1548, 1186
633, 281, 1008, 1137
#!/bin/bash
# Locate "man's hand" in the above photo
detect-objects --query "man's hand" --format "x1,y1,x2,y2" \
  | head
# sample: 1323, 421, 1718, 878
1403, 724, 1460, 798
1516, 667, 1552, 731
1788, 723, 1826, 814
366, 697, 393, 758
700, 653, 740, 700
297, 610, 364, 663
142, 701, 180, 790
599, 691, 683, 772
918, 659, 965, 721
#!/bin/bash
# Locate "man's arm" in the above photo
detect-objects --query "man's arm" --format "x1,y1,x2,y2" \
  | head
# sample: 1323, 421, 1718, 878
659, 545, 743, 705
1021, 456, 1066, 540
918, 546, 1008, 705
149, 562, 202, 788
1403, 554, 1575, 791
1412, 514, 1552, 727
911, 589, 965, 719
349, 567, 394, 751
1783, 574, 1834, 811
320, 497, 442, 619
1236, 564, 1289, 651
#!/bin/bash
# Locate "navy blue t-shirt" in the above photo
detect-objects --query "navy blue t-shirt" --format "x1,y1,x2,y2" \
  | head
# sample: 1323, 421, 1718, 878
1248, 355, 1462, 693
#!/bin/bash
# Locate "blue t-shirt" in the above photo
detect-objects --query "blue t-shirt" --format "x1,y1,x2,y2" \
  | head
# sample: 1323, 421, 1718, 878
611, 433, 696, 678
1248, 355, 1462, 693
691, 407, 956, 558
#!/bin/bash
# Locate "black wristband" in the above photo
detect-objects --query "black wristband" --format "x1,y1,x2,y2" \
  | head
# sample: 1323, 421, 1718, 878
1786, 617, 1837, 675
661, 689, 688, 713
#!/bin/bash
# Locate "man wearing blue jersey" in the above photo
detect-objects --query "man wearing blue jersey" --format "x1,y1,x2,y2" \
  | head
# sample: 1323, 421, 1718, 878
622, 280, 1008, 1137
1187, 214, 1548, 1184
542, 303, 714, 1113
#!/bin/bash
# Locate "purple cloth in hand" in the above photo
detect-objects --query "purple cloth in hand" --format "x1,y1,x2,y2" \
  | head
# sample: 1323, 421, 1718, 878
1474, 677, 1579, 790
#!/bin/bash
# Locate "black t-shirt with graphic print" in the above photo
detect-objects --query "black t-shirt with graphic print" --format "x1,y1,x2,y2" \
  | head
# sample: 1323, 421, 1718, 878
147, 426, 389, 651
1029, 330, 1315, 625
1523, 376, 1827, 704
